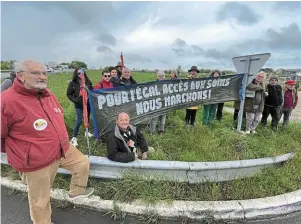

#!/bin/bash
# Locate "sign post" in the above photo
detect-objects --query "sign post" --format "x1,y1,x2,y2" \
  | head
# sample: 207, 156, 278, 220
232, 53, 271, 133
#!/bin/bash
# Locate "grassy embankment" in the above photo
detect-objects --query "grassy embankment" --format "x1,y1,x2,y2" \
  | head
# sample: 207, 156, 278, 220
2, 70, 301, 203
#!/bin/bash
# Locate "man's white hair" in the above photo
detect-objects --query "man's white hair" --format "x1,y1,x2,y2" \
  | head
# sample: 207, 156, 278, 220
14, 61, 28, 73
122, 67, 130, 73
14, 60, 46, 73
157, 70, 165, 76
117, 112, 130, 120
257, 71, 267, 78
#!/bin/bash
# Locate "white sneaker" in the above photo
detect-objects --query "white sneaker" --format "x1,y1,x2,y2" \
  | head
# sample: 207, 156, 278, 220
251, 130, 257, 134
70, 137, 78, 147
85, 132, 93, 138
68, 187, 94, 201
148, 146, 155, 153
244, 130, 251, 134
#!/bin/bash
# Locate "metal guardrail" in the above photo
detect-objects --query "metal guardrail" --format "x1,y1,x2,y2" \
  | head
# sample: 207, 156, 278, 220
1, 152, 293, 183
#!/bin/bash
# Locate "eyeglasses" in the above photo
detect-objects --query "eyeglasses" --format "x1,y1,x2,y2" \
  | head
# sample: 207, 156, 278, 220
104, 75, 111, 78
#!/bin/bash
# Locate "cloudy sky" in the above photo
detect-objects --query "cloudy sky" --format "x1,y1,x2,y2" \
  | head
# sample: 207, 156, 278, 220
1, 1, 301, 71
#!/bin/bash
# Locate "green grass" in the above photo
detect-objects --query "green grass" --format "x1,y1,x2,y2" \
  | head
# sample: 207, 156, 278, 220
2, 70, 301, 203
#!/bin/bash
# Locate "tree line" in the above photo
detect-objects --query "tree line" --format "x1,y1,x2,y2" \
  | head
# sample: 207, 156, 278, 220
0, 60, 88, 70
1, 60, 278, 74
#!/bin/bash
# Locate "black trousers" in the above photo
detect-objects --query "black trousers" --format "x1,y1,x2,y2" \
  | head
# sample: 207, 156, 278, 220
280, 108, 293, 127
185, 109, 197, 125
216, 103, 224, 121
233, 109, 246, 130
261, 105, 280, 128
233, 109, 246, 121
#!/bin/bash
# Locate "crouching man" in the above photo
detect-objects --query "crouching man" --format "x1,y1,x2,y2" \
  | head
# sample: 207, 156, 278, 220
107, 112, 152, 163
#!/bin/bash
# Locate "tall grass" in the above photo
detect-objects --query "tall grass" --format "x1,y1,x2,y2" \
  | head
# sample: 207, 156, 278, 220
2, 70, 301, 202
47, 70, 301, 162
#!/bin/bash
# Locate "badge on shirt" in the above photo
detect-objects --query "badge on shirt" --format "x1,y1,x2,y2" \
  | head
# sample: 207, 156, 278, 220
33, 119, 48, 131
54, 108, 62, 113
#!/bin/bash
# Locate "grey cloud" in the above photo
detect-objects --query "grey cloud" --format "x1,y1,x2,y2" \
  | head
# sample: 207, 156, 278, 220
172, 48, 186, 56
265, 23, 301, 49
48, 2, 114, 25
1, 3, 77, 46
96, 46, 114, 53
126, 54, 152, 63
293, 55, 301, 63
273, 2, 301, 11
159, 60, 170, 64
97, 33, 117, 46
172, 42, 238, 60
239, 23, 301, 50
173, 38, 187, 47
191, 45, 205, 55
217, 2, 260, 26
196, 61, 216, 68
205, 48, 239, 60
171, 38, 188, 56
27, 1, 120, 34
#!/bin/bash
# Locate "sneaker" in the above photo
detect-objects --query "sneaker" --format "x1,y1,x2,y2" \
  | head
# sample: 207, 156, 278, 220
148, 146, 155, 153
70, 137, 78, 147
68, 187, 94, 201
158, 130, 165, 135
272, 126, 278, 132
251, 130, 257, 134
244, 130, 251, 134
85, 132, 93, 138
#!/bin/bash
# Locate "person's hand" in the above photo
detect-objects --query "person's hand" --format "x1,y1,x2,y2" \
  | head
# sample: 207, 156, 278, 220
141, 152, 148, 160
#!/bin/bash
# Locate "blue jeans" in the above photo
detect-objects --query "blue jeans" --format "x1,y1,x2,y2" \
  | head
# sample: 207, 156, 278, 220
73, 107, 91, 137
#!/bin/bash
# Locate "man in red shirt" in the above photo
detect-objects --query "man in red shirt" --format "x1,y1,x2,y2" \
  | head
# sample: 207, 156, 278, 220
1, 60, 94, 224
93, 70, 113, 90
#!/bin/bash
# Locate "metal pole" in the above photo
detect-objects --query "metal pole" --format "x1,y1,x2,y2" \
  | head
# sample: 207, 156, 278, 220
236, 56, 251, 133
85, 128, 91, 157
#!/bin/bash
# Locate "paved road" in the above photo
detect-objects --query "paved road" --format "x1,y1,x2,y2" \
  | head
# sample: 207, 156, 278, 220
1, 186, 135, 224
2, 186, 301, 224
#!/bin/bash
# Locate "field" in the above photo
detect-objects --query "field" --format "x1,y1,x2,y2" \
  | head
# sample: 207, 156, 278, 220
2, 70, 301, 203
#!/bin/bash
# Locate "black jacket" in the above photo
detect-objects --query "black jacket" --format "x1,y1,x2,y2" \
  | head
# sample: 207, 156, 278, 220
106, 125, 148, 163
117, 77, 137, 86
66, 72, 93, 108
117, 69, 122, 79
265, 84, 283, 107
110, 77, 120, 87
